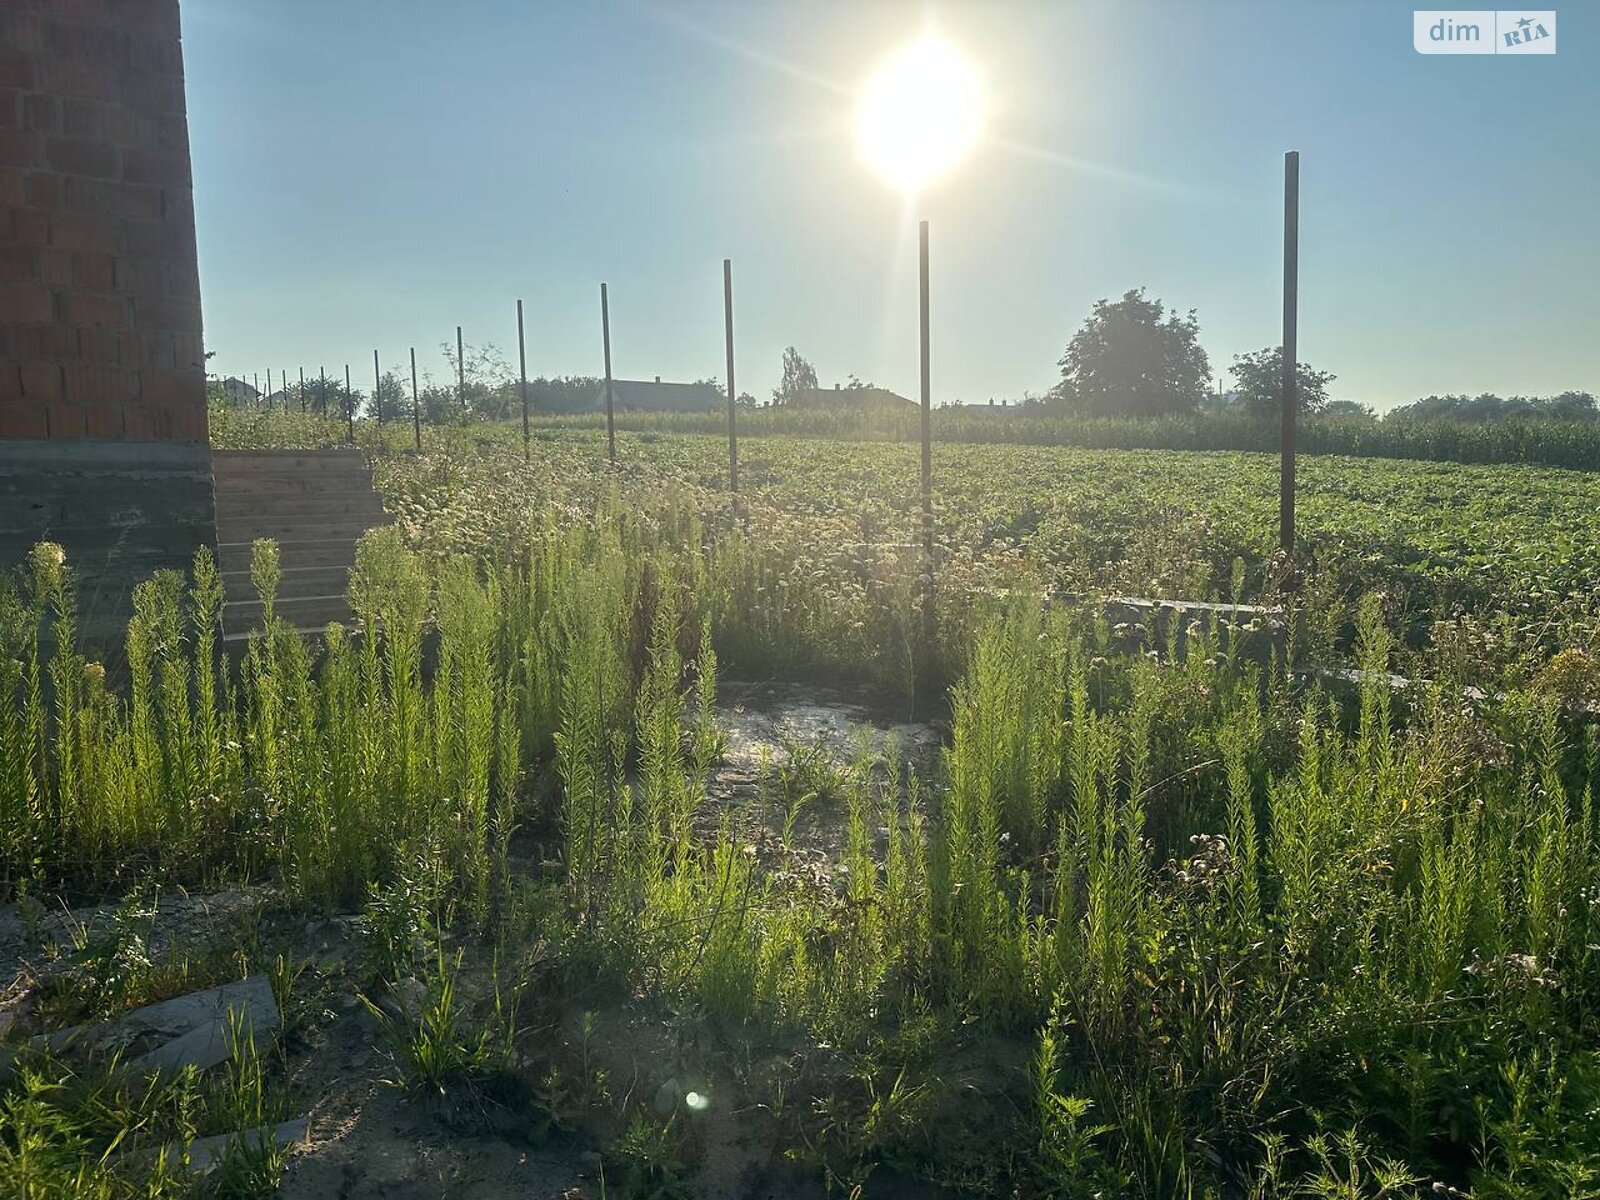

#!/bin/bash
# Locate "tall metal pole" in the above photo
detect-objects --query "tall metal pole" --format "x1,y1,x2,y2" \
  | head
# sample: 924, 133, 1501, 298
1280, 150, 1299, 555
345, 363, 352, 440
723, 258, 738, 505
373, 350, 382, 435
298, 367, 305, 412
410, 347, 421, 452
919, 220, 934, 640
319, 366, 327, 415
600, 282, 615, 463
253, 372, 260, 408
265, 369, 271, 412
517, 299, 530, 463
456, 325, 466, 421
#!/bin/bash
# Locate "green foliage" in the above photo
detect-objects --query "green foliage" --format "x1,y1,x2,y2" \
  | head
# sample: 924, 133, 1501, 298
1052, 287, 1211, 417
11, 411, 1600, 1196
1230, 344, 1337, 417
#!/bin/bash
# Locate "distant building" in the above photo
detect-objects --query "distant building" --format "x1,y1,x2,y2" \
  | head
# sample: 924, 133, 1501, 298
215, 377, 262, 407
592, 377, 724, 413
790, 384, 916, 411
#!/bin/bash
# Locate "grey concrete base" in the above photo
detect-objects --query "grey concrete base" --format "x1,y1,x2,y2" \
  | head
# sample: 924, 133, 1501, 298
0, 438, 216, 652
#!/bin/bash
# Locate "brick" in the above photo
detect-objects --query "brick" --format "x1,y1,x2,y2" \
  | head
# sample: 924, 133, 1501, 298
8, 14, 46, 56
19, 363, 63, 402
46, 400, 85, 438
171, 331, 204, 368
45, 136, 120, 179
0, 245, 35, 282
140, 331, 173, 367
38, 247, 71, 287
83, 400, 124, 439
156, 112, 188, 152
44, 20, 128, 68
118, 254, 162, 296
0, 402, 49, 439
73, 250, 114, 290
133, 295, 199, 331
0, 168, 23, 206
0, 128, 37, 168
61, 290, 128, 327
161, 257, 198, 300
117, 330, 141, 365
61, 98, 102, 139
160, 187, 192, 224
50, 211, 120, 252
13, 325, 77, 361
116, 183, 162, 220
122, 146, 189, 186
38, 59, 119, 103
0, 364, 22, 404
141, 365, 203, 406
77, 326, 119, 363
105, 106, 156, 148
0, 89, 20, 131
23, 93, 60, 133
0, 55, 38, 92
169, 404, 207, 442
120, 70, 186, 117
25, 172, 63, 209
123, 404, 159, 440
0, 280, 52, 322
128, 32, 185, 77
10, 207, 50, 245
46, 0, 117, 21
64, 362, 139, 406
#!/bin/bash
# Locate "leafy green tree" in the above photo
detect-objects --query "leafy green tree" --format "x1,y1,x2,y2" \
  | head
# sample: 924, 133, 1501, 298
1051, 289, 1210, 417
1322, 399, 1375, 420
439, 340, 515, 421
1230, 346, 1335, 418
772, 347, 818, 406
529, 375, 603, 413
368, 371, 409, 422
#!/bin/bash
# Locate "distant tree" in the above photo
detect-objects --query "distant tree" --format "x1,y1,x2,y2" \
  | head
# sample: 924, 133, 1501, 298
1051, 289, 1210, 417
367, 371, 409, 422
439, 340, 514, 421
737, 391, 757, 409
1322, 399, 1376, 420
529, 375, 603, 413
772, 347, 819, 406
1230, 346, 1336, 418
418, 384, 458, 425
1536, 390, 1597, 421
1388, 391, 1597, 423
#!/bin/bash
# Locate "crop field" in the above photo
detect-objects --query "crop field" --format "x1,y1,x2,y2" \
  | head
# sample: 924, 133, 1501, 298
3, 412, 1599, 1198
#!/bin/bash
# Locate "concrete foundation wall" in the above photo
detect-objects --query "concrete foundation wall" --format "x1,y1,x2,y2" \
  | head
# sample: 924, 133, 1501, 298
0, 1, 214, 648
0, 439, 214, 647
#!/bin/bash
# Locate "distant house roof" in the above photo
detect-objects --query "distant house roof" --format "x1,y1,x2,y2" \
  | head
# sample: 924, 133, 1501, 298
218, 376, 262, 407
593, 378, 723, 413
791, 384, 915, 410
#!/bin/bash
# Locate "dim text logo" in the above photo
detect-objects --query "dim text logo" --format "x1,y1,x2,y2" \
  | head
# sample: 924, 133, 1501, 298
1413, 10, 1556, 53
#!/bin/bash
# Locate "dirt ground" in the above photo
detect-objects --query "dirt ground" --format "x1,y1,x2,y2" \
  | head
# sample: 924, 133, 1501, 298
0, 682, 950, 1200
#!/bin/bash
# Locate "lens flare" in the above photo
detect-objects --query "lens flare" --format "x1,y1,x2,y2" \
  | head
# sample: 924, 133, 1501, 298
856, 37, 981, 194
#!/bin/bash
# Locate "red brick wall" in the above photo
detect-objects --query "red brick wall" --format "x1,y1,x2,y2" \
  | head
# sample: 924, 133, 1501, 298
0, 0, 207, 443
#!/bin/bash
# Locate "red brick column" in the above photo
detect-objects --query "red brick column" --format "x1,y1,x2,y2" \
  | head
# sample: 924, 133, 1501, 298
0, 0, 207, 444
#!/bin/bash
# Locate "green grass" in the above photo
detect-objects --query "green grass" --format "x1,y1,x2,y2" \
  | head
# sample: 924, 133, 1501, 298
5, 409, 1600, 1195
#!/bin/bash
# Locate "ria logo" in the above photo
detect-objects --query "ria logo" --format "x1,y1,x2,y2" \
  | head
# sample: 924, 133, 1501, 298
1413, 10, 1556, 53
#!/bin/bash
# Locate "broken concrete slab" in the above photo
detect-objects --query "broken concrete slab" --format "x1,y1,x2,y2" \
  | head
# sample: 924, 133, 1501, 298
25, 974, 278, 1073
182, 1117, 310, 1173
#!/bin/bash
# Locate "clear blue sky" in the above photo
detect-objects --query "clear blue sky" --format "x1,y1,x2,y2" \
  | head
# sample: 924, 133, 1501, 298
184, 1, 1598, 410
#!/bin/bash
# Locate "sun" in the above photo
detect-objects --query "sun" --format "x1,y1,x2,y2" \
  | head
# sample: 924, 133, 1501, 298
857, 37, 981, 195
